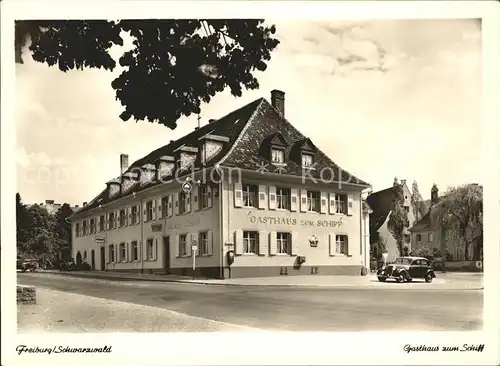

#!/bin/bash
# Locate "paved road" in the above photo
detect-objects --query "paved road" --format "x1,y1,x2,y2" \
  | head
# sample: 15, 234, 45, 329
18, 273, 483, 331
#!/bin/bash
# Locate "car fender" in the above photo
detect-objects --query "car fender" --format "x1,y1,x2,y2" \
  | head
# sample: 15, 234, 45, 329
426, 269, 436, 278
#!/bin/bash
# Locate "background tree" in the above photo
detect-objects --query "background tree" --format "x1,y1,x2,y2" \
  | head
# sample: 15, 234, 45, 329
16, 193, 31, 251
55, 203, 74, 260
388, 177, 409, 256
430, 184, 483, 261
15, 20, 280, 128
410, 180, 423, 222
431, 183, 439, 205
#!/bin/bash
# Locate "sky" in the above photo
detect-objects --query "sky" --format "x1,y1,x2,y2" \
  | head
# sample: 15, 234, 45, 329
15, 19, 482, 206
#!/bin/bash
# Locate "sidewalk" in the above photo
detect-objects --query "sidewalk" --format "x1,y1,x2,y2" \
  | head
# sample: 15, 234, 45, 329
17, 288, 260, 333
31, 270, 483, 290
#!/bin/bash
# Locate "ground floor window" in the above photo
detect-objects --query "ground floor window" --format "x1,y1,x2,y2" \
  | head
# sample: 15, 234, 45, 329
198, 231, 208, 255
131, 241, 138, 261
120, 242, 126, 262
277, 232, 290, 254
179, 234, 187, 256
335, 235, 348, 255
243, 231, 259, 254
109, 245, 114, 263
146, 239, 154, 260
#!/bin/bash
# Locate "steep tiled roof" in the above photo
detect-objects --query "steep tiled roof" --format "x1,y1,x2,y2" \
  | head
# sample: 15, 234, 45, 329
72, 95, 370, 219
366, 187, 394, 231
221, 100, 370, 185
410, 211, 433, 231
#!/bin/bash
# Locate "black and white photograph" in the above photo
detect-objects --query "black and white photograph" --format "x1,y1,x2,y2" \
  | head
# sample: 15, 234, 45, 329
2, 1, 499, 365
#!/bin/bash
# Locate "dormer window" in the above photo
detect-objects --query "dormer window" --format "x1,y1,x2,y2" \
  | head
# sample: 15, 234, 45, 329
271, 148, 285, 164
302, 153, 314, 167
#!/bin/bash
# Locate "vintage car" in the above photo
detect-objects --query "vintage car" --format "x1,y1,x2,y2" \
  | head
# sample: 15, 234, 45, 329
377, 256, 436, 283
18, 258, 39, 272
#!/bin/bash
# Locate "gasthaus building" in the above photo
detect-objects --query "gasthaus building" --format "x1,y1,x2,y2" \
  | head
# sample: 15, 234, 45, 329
70, 90, 372, 278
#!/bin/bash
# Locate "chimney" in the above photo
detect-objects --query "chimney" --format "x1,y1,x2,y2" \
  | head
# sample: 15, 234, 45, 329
195, 127, 199, 130
83, 202, 87, 207
120, 154, 129, 175
209, 119, 216, 124
400, 179, 406, 186
271, 89, 285, 118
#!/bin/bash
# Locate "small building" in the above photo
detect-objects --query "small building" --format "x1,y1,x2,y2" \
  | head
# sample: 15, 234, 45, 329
69, 90, 372, 278
366, 181, 428, 262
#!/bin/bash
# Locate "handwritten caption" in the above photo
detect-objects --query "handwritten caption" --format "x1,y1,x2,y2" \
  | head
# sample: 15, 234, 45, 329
16, 345, 112, 355
404, 344, 484, 353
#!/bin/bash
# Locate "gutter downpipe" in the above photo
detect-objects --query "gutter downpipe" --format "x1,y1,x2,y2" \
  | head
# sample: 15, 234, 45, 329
219, 176, 225, 279
140, 196, 144, 274
361, 187, 373, 272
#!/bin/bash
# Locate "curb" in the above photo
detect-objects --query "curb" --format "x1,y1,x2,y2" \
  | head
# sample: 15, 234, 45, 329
24, 271, 483, 290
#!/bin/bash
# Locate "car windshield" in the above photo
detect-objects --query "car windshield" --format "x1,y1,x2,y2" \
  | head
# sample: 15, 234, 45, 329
394, 258, 412, 265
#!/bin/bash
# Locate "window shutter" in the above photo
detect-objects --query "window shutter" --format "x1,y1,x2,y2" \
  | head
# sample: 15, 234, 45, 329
126, 242, 129, 262
174, 234, 180, 258
113, 245, 117, 263
186, 237, 192, 257
268, 186, 277, 210
291, 232, 299, 256
168, 195, 173, 217
234, 182, 243, 207
234, 229, 243, 255
269, 231, 277, 255
186, 192, 192, 213
258, 185, 267, 210
107, 246, 110, 263
207, 231, 213, 256
193, 186, 200, 211
152, 199, 157, 220
136, 241, 141, 261
143, 202, 148, 222
329, 193, 336, 214
153, 238, 158, 260
207, 186, 213, 208
115, 211, 119, 229
347, 194, 354, 216
106, 213, 110, 230
290, 188, 298, 212
258, 230, 267, 256
320, 192, 328, 214
346, 236, 352, 256
300, 190, 308, 212
174, 194, 180, 215
128, 207, 132, 225
329, 234, 335, 256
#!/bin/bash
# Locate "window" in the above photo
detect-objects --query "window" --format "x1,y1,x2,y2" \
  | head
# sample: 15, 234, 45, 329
76, 223, 80, 237
301, 153, 314, 167
119, 209, 126, 227
417, 234, 422, 243
404, 206, 409, 213
404, 234, 411, 243
428, 233, 433, 242
83, 220, 88, 235
335, 235, 348, 255
146, 201, 153, 221
146, 239, 154, 260
90, 218, 95, 233
335, 194, 347, 214
99, 215, 105, 232
179, 192, 189, 214
199, 231, 208, 255
161, 196, 169, 217
109, 212, 116, 229
307, 190, 320, 212
271, 148, 285, 163
276, 187, 290, 210
120, 242, 126, 262
132, 206, 139, 224
199, 185, 209, 209
277, 232, 290, 254
179, 234, 187, 256
243, 231, 259, 254
243, 184, 258, 208
109, 245, 115, 262
131, 241, 138, 261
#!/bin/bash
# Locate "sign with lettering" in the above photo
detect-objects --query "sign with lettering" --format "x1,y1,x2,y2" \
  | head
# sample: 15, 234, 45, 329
247, 215, 343, 228
151, 224, 163, 232
95, 236, 105, 244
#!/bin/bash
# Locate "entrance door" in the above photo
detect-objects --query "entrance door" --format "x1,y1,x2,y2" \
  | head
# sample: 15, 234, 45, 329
163, 236, 171, 273
100, 247, 105, 270
91, 250, 95, 270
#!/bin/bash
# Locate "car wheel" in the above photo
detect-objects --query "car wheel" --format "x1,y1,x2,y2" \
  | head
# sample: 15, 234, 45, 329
406, 277, 413, 283
425, 274, 433, 283
396, 274, 405, 283
377, 277, 386, 282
